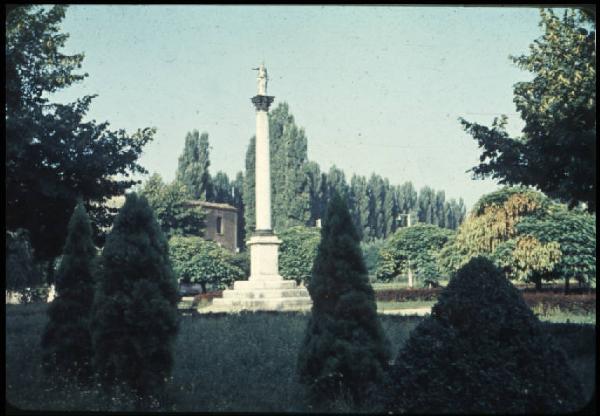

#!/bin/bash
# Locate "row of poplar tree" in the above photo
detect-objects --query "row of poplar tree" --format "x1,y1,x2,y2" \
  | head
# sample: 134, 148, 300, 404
175, 103, 467, 246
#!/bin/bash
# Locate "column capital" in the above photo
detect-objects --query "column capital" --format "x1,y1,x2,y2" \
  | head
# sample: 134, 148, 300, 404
251, 95, 275, 112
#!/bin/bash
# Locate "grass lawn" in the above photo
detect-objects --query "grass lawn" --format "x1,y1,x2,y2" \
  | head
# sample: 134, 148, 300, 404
535, 307, 597, 325
6, 303, 595, 413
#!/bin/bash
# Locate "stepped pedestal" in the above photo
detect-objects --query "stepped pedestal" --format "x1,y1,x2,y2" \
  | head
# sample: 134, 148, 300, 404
198, 234, 312, 313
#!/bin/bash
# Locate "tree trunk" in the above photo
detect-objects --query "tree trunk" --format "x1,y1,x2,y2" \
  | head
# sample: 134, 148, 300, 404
46, 258, 55, 286
200, 282, 207, 294
564, 276, 570, 294
535, 276, 542, 292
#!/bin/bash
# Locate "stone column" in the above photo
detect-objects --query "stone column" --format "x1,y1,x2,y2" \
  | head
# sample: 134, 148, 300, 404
198, 64, 312, 313
252, 95, 274, 231
249, 94, 278, 281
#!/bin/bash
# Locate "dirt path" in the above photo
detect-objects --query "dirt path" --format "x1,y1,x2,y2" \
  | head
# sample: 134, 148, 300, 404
379, 307, 432, 316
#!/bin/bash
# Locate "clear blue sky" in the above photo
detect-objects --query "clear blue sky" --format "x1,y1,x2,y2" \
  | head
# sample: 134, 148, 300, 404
51, 5, 559, 210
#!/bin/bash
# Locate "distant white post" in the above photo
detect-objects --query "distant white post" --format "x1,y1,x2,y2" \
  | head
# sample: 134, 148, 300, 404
397, 213, 414, 288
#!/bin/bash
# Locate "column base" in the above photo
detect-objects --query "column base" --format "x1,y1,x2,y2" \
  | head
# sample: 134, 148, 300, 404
198, 231, 312, 313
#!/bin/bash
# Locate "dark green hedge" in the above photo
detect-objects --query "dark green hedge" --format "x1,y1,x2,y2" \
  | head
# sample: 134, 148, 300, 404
386, 257, 585, 414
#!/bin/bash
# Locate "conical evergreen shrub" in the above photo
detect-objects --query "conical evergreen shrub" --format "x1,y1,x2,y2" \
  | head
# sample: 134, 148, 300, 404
387, 256, 584, 414
41, 201, 96, 379
297, 192, 390, 406
91, 193, 179, 402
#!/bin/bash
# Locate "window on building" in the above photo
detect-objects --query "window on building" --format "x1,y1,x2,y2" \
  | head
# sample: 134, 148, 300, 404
216, 216, 223, 235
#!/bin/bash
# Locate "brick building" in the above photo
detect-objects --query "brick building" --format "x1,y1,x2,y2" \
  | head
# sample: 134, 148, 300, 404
104, 195, 239, 252
185, 200, 238, 252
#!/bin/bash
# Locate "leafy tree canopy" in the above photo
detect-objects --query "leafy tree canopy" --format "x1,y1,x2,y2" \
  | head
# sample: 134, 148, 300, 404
169, 235, 245, 293
278, 226, 321, 286
140, 173, 205, 238
439, 186, 594, 292
376, 224, 454, 284
6, 5, 155, 265
454, 187, 549, 257
6, 229, 44, 298
176, 130, 212, 200
460, 9, 596, 211
516, 205, 596, 288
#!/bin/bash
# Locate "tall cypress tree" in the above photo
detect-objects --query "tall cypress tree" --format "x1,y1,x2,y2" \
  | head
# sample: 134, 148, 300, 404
176, 130, 212, 200
434, 190, 446, 228
367, 174, 382, 240
41, 201, 96, 379
282, 124, 311, 228
232, 171, 246, 249
269, 104, 293, 230
297, 192, 390, 406
91, 193, 179, 403
244, 103, 311, 233
444, 199, 457, 230
418, 186, 436, 224
305, 161, 322, 225
456, 197, 467, 226
243, 136, 256, 238
349, 174, 369, 239
211, 171, 232, 204
399, 181, 418, 214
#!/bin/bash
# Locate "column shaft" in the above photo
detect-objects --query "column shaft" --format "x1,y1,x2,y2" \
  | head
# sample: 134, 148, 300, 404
255, 109, 271, 231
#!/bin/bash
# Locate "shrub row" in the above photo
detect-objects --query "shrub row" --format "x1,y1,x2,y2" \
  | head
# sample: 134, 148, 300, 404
374, 288, 442, 302
520, 285, 596, 294
523, 293, 596, 315
374, 288, 596, 314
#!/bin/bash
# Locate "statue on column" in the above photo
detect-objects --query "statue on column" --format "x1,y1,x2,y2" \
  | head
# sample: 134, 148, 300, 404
253, 63, 268, 96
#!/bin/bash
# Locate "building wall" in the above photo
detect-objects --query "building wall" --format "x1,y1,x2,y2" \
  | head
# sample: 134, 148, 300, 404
203, 208, 238, 252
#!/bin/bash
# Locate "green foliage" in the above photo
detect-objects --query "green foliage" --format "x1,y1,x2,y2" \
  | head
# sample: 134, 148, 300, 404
297, 193, 390, 406
471, 185, 549, 216
417, 186, 436, 225
517, 206, 596, 289
360, 238, 386, 278
321, 165, 349, 218
6, 5, 155, 264
211, 171, 232, 204
169, 236, 245, 293
245, 103, 312, 233
441, 187, 550, 276
305, 161, 322, 226
176, 130, 212, 200
278, 226, 321, 285
242, 103, 465, 238
6, 229, 44, 296
460, 9, 596, 211
243, 136, 256, 238
387, 257, 584, 414
445, 187, 594, 293
376, 224, 454, 284
41, 201, 96, 379
91, 193, 179, 401
230, 250, 250, 277
140, 173, 205, 238
231, 171, 246, 249
349, 174, 370, 239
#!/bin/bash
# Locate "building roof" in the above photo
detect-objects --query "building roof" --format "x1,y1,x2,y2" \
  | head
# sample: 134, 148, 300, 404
185, 200, 238, 212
